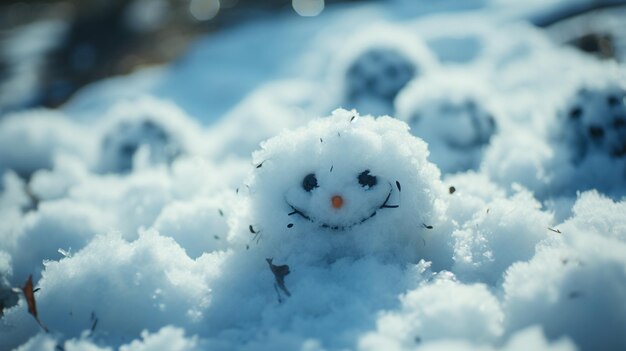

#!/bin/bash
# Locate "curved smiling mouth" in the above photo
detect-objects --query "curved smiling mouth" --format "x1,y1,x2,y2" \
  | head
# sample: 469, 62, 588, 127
286, 186, 399, 231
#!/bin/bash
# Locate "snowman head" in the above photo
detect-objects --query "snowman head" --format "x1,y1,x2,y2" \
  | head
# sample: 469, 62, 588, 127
345, 47, 417, 104
97, 97, 201, 174
329, 25, 436, 117
100, 118, 182, 173
395, 71, 499, 173
240, 109, 446, 262
559, 83, 626, 162
285, 161, 400, 232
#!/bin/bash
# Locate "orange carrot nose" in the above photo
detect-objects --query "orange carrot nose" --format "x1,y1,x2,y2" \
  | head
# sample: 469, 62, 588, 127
331, 195, 344, 209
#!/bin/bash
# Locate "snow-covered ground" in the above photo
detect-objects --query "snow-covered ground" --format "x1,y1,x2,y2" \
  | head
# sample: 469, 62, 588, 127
1, 1, 626, 351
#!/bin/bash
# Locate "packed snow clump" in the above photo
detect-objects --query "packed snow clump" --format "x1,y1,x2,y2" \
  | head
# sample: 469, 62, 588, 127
238, 108, 452, 266
182, 109, 456, 349
450, 184, 554, 285
97, 97, 204, 174
330, 25, 437, 116
483, 61, 626, 201
14, 325, 202, 351
503, 193, 626, 351
0, 109, 94, 178
205, 80, 319, 159
554, 78, 626, 162
151, 197, 230, 258
359, 276, 504, 349
0, 231, 225, 349
396, 70, 500, 174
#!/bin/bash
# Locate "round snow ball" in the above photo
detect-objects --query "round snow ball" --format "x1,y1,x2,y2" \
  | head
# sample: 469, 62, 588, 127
100, 117, 182, 173
292, 0, 324, 16
239, 108, 451, 266
345, 47, 416, 103
395, 71, 499, 173
557, 83, 626, 162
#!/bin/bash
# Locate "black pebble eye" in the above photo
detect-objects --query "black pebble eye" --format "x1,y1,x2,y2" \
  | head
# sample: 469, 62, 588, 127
358, 170, 377, 188
607, 95, 619, 106
569, 107, 583, 120
302, 173, 318, 192
588, 125, 604, 139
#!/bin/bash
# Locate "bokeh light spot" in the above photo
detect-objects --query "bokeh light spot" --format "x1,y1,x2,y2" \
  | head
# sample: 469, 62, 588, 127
189, 0, 220, 21
292, 0, 324, 17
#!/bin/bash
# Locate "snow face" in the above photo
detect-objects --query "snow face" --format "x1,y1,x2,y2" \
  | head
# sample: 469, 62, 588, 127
330, 25, 437, 116
345, 48, 416, 108
396, 70, 500, 174
482, 57, 626, 202
240, 108, 451, 266
99, 119, 182, 174
557, 83, 626, 162
97, 97, 203, 174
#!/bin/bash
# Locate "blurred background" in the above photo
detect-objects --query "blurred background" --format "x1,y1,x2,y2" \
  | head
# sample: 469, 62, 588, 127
0, 0, 367, 113
1, 0, 625, 117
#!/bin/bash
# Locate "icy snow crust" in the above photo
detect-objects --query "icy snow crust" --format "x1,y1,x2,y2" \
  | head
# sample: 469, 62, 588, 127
1, 1, 626, 351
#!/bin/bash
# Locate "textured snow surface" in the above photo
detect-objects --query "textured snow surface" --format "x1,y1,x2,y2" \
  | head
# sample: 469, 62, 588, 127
1, 1, 626, 351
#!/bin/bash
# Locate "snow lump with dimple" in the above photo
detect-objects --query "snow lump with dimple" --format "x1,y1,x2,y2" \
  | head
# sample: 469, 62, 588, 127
2, 3, 626, 351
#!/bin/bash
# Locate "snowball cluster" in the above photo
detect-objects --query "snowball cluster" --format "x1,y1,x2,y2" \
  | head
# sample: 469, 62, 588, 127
1, 2, 626, 351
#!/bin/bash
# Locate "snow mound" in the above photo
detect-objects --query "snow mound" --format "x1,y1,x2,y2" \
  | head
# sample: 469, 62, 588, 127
555, 79, 626, 162
0, 109, 94, 178
451, 185, 554, 285
484, 58, 626, 201
14, 326, 201, 351
239, 108, 451, 266
329, 25, 437, 116
359, 277, 503, 349
7, 199, 112, 284
395, 69, 500, 174
1, 231, 225, 349
205, 80, 319, 159
152, 197, 230, 258
387, 327, 575, 351
503, 192, 626, 351
96, 96, 204, 174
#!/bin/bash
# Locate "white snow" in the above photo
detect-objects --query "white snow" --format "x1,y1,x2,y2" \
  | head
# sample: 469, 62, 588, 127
503, 203, 626, 350
395, 68, 501, 174
0, 109, 95, 178
1, 1, 626, 351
